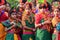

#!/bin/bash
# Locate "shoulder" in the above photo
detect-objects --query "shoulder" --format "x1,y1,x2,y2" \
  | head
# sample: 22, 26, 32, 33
35, 13, 43, 19
4, 12, 8, 17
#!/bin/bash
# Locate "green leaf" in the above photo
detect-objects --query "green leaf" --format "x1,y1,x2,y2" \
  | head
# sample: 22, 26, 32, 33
47, 0, 52, 4
6, 0, 19, 9
53, 2, 59, 7
38, 0, 44, 4
27, 0, 32, 2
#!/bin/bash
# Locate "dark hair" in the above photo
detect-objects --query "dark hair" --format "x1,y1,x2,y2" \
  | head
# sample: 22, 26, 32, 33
46, 2, 52, 11
39, 4, 47, 9
39, 2, 52, 11
29, 3, 32, 10
0, 0, 1, 2
17, 7, 24, 12
22, 0, 27, 3
58, 7, 60, 11
25, 3, 32, 10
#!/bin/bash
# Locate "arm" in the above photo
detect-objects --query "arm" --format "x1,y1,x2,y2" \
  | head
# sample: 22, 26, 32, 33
22, 15, 34, 31
5, 24, 16, 31
35, 14, 43, 28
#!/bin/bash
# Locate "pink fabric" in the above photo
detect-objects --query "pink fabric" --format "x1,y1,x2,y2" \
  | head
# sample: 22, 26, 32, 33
58, 33, 60, 40
8, 30, 14, 34
17, 35, 21, 40
35, 13, 43, 24
23, 32, 33, 34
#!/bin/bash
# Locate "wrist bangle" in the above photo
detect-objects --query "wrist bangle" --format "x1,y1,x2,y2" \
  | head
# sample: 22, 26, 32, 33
41, 23, 44, 25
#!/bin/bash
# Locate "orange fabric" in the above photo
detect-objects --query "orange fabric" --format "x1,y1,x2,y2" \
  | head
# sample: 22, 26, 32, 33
0, 23, 6, 40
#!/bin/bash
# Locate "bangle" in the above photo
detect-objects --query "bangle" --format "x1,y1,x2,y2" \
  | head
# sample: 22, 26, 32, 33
41, 23, 44, 25
39, 24, 42, 26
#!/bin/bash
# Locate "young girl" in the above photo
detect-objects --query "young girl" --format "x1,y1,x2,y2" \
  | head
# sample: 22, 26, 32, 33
16, 12, 23, 40
2, 12, 20, 40
22, 3, 35, 40
52, 8, 60, 40
35, 4, 51, 40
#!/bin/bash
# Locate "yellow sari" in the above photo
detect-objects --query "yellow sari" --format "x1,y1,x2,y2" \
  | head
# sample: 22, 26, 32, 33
52, 17, 58, 27
14, 34, 18, 40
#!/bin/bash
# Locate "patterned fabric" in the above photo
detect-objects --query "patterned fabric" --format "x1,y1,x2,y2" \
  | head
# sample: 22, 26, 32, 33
56, 22, 60, 31
35, 13, 43, 24
2, 20, 21, 40
25, 20, 35, 28
35, 13, 51, 40
22, 11, 35, 40
0, 12, 8, 22
2, 20, 12, 28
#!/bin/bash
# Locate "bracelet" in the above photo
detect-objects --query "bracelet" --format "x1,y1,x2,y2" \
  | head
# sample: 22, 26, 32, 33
39, 24, 42, 26
41, 23, 44, 25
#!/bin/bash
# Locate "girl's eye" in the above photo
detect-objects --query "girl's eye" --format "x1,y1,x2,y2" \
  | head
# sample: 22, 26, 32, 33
55, 10, 59, 12
12, 13, 16, 15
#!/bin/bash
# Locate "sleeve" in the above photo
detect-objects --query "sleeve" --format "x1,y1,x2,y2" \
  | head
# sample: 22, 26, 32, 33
35, 14, 43, 24
2, 20, 12, 28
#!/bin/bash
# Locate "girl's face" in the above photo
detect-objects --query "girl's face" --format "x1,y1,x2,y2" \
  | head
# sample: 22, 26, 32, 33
25, 4, 29, 10
25, 4, 30, 14
19, 8, 23, 12
25, 9, 31, 15
39, 8, 46, 13
6, 6, 10, 11
40, 8, 44, 12
54, 8, 59, 16
11, 13, 17, 19
17, 12, 22, 17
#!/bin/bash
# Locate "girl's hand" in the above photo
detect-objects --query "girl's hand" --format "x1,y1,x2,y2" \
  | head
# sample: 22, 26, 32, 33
35, 24, 42, 28
43, 20, 51, 24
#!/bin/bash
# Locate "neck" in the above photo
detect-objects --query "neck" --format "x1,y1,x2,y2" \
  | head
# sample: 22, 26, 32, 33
9, 17, 15, 22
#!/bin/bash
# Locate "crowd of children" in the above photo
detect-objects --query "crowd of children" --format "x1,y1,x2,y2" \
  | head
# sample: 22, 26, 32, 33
0, 0, 60, 40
